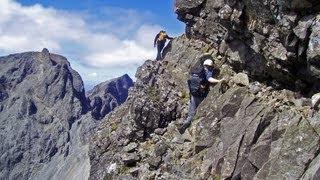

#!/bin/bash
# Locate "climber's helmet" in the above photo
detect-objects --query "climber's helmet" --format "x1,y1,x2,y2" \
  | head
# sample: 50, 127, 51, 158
203, 59, 214, 67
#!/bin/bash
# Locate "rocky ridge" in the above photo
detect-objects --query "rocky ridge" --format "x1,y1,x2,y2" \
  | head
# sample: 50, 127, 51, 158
0, 49, 132, 180
88, 0, 320, 179
175, 0, 320, 93
1, 0, 320, 179
87, 74, 134, 120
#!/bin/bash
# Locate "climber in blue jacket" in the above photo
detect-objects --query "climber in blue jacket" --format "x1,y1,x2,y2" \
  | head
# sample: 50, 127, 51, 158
178, 57, 225, 134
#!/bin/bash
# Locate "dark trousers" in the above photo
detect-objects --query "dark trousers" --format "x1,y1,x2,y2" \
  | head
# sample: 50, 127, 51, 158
156, 41, 165, 60
185, 95, 205, 124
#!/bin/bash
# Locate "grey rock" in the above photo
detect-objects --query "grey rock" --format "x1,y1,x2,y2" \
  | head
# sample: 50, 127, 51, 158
147, 156, 162, 170
107, 163, 117, 174
122, 153, 140, 166
123, 143, 138, 153
218, 5, 233, 20
249, 81, 263, 94
87, 74, 133, 120
312, 93, 320, 108
293, 98, 313, 107
154, 128, 167, 135
0, 50, 92, 180
0, 49, 132, 180
173, 0, 320, 89
154, 142, 169, 157
284, 0, 315, 10
88, 1, 320, 179
128, 167, 140, 177
232, 73, 250, 86
89, 34, 320, 180
174, 0, 205, 18
270, 42, 288, 61
301, 152, 320, 180
307, 15, 320, 78
294, 16, 315, 40
42, 48, 50, 54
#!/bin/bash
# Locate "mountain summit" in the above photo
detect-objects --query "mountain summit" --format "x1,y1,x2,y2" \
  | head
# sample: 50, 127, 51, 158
0, 49, 132, 180
87, 74, 134, 120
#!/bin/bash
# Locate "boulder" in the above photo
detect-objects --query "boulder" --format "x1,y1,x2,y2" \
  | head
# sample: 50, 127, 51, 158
293, 16, 315, 40
122, 153, 140, 166
123, 143, 138, 153
154, 142, 169, 157
147, 156, 162, 170
232, 73, 250, 86
307, 15, 320, 78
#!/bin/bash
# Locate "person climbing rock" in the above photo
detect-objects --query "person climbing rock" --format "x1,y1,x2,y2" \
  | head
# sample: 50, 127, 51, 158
154, 30, 173, 60
178, 56, 225, 134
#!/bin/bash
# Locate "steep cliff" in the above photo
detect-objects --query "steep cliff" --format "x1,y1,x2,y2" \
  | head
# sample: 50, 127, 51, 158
89, 1, 320, 179
87, 74, 134, 120
0, 48, 89, 179
0, 49, 132, 180
175, 0, 320, 93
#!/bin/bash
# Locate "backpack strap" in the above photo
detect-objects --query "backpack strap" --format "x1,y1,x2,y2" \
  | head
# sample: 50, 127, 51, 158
191, 66, 206, 80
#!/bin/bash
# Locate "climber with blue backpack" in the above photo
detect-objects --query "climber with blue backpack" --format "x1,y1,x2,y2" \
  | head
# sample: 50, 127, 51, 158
178, 55, 225, 134
154, 30, 174, 60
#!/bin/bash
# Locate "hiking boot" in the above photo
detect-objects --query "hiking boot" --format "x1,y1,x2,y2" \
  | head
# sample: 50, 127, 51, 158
178, 122, 191, 134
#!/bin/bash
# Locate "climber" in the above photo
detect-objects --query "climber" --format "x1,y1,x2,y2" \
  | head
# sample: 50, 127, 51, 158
178, 55, 225, 134
154, 30, 174, 60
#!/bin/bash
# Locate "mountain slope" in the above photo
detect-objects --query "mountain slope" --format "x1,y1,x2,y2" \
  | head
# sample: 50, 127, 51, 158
87, 74, 134, 120
88, 0, 320, 179
0, 49, 90, 179
0, 49, 133, 180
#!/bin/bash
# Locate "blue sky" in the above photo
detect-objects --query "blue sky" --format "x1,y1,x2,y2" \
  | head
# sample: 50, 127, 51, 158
18, 0, 184, 34
0, 0, 184, 89
18, 0, 183, 35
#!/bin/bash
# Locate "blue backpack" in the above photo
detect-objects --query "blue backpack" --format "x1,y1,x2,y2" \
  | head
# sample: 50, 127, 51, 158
188, 65, 209, 97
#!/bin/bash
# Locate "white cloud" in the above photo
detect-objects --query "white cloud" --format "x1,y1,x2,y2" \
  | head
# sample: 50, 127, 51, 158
88, 72, 98, 77
0, 0, 87, 52
0, 0, 164, 68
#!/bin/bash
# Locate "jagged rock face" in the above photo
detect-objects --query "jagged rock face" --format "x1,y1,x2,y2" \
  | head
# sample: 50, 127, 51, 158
179, 85, 319, 180
89, 34, 320, 179
0, 49, 90, 179
175, 0, 320, 92
89, 36, 204, 179
87, 74, 134, 120
88, 1, 320, 179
